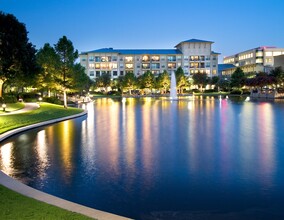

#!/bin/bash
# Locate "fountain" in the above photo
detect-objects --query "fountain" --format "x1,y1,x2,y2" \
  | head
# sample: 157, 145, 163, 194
170, 70, 177, 100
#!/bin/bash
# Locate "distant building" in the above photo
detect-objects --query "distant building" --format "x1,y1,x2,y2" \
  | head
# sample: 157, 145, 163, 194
222, 46, 284, 76
79, 39, 219, 80
218, 64, 236, 77
274, 54, 284, 70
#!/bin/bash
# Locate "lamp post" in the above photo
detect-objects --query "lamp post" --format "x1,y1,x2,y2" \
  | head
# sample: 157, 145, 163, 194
38, 97, 42, 104
2, 103, 6, 112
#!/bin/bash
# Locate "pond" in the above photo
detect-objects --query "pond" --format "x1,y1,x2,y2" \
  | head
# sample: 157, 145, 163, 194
1, 96, 284, 219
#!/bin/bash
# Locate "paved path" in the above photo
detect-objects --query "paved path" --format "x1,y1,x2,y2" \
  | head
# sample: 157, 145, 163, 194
2, 102, 40, 115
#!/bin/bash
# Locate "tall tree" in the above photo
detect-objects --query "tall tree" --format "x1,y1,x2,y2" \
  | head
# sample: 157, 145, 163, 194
0, 12, 38, 98
54, 36, 78, 108
175, 67, 189, 94
192, 72, 208, 91
156, 70, 170, 94
120, 72, 137, 94
71, 63, 92, 94
95, 72, 111, 92
140, 70, 155, 92
230, 67, 246, 89
36, 43, 60, 97
270, 66, 284, 86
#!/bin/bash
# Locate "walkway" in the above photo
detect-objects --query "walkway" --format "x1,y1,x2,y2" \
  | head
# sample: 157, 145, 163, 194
1, 102, 40, 115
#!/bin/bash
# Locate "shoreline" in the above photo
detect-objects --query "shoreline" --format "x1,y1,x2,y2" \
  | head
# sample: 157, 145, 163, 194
0, 109, 132, 220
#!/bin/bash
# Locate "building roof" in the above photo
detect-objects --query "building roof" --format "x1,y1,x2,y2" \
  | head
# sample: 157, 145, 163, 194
218, 64, 236, 71
212, 51, 221, 55
81, 48, 182, 55
175, 38, 214, 47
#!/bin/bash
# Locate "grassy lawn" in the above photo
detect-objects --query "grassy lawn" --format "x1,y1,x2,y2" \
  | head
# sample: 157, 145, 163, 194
0, 102, 25, 115
0, 184, 94, 220
0, 102, 84, 134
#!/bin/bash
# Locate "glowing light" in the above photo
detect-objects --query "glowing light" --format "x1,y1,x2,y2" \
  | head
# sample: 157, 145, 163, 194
0, 143, 13, 175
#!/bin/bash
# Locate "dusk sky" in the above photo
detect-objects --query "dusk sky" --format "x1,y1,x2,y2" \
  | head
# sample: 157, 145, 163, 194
1, 0, 284, 62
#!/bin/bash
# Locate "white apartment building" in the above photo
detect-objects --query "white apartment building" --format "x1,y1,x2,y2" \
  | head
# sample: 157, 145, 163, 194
79, 39, 219, 80
222, 46, 284, 76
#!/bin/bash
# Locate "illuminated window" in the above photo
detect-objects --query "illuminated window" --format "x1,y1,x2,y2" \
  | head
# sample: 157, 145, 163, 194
273, 52, 281, 56
190, 62, 199, 68
142, 55, 150, 62
126, 63, 134, 69
256, 51, 263, 57
125, 56, 133, 62
112, 63, 118, 69
212, 70, 217, 75
95, 64, 100, 69
142, 63, 150, 69
265, 52, 273, 56
89, 63, 95, 68
256, 58, 263, 63
167, 63, 176, 69
151, 56, 160, 61
101, 56, 111, 62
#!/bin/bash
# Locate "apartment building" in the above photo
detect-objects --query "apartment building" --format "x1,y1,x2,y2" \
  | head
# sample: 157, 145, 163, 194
222, 46, 284, 76
79, 39, 219, 80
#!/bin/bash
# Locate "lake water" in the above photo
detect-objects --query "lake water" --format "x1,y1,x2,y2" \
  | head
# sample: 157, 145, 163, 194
1, 96, 284, 219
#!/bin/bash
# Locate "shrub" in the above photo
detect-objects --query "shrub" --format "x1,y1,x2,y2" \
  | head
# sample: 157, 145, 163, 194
2, 94, 18, 103
204, 89, 215, 93
43, 97, 62, 105
19, 92, 40, 102
230, 89, 243, 95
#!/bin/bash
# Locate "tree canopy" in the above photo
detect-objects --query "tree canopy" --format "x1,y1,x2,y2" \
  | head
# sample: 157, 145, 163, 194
0, 12, 38, 98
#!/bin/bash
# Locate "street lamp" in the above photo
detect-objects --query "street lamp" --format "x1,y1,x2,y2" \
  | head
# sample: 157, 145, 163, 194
2, 103, 6, 112
38, 97, 42, 104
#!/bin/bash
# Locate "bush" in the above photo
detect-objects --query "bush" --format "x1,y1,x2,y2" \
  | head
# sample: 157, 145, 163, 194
2, 94, 18, 103
230, 89, 243, 95
204, 89, 215, 93
43, 97, 62, 105
19, 92, 40, 102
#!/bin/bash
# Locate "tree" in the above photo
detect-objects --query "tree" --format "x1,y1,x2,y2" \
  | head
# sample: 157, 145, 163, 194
156, 70, 170, 94
0, 12, 38, 98
140, 70, 155, 92
230, 67, 246, 89
36, 43, 60, 97
71, 63, 92, 94
175, 67, 188, 93
95, 72, 111, 92
270, 66, 284, 86
192, 72, 208, 91
54, 36, 78, 108
120, 72, 137, 94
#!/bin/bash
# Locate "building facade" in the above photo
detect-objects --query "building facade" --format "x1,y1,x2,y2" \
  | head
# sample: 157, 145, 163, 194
222, 46, 284, 76
79, 39, 219, 80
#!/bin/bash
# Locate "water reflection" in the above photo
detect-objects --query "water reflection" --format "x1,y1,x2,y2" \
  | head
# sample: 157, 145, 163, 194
1, 97, 284, 219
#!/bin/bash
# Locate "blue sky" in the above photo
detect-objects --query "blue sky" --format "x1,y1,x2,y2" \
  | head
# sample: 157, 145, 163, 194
1, 0, 284, 62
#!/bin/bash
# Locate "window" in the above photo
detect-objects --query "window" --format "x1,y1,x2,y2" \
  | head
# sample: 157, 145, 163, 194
89, 71, 94, 76
142, 55, 150, 62
177, 56, 182, 60
112, 63, 118, 69
81, 58, 86, 61
120, 63, 124, 68
206, 62, 210, 68
89, 56, 94, 61
184, 56, 189, 60
160, 56, 166, 61
113, 71, 118, 76
151, 55, 160, 62
95, 64, 100, 69
120, 71, 124, 76
167, 56, 176, 62
95, 56, 101, 62
151, 63, 160, 69
96, 71, 100, 77
89, 63, 95, 68
168, 63, 176, 69
265, 52, 272, 56
125, 56, 133, 62
126, 63, 134, 69
101, 56, 111, 62
112, 56, 117, 61
142, 63, 150, 69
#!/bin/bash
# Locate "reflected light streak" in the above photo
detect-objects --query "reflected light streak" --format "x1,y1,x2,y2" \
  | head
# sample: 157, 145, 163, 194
36, 130, 49, 180
0, 143, 13, 176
